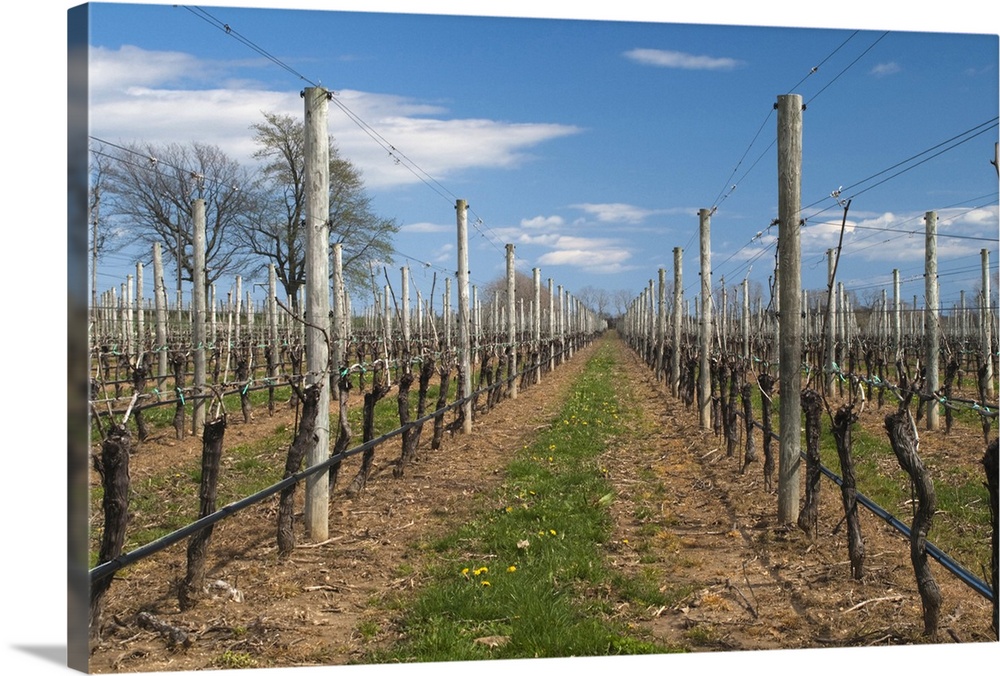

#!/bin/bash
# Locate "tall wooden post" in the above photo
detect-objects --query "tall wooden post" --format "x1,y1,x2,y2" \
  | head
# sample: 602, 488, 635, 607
776, 93, 803, 525
153, 242, 168, 386
303, 86, 331, 542
332, 244, 345, 400
672, 247, 683, 398
548, 278, 555, 371
983, 249, 995, 398
444, 276, 452, 349
456, 200, 472, 433
698, 208, 713, 430
268, 263, 279, 390
191, 198, 207, 434
533, 267, 541, 385
719, 276, 727, 355
893, 269, 902, 361
825, 248, 837, 396
135, 262, 144, 353
506, 243, 518, 399
925, 212, 940, 430
401, 264, 412, 383
657, 268, 667, 381
741, 277, 750, 363
557, 284, 565, 365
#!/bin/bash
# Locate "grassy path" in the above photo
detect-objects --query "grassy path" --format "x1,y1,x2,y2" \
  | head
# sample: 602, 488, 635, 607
362, 335, 679, 663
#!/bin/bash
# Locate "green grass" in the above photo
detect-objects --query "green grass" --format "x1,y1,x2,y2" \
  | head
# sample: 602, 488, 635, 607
361, 340, 682, 664
89, 422, 294, 562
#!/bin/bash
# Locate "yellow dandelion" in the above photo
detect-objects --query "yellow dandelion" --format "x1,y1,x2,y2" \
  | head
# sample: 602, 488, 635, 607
505, 506, 514, 513
481, 580, 491, 587
507, 565, 517, 573
462, 567, 470, 576
550, 529, 557, 536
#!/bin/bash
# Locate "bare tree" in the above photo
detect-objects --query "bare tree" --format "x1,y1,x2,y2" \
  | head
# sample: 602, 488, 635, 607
89, 143, 120, 307
611, 288, 633, 319
480, 270, 553, 313
101, 140, 254, 288
576, 285, 610, 319
238, 112, 398, 310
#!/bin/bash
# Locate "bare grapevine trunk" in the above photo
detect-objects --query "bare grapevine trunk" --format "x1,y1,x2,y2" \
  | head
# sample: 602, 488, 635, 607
885, 407, 941, 636
797, 389, 822, 539
983, 437, 998, 638
277, 385, 320, 555
740, 382, 756, 474
131, 358, 150, 442
832, 405, 865, 580
393, 371, 415, 478
432, 362, 452, 450
347, 367, 390, 497
328, 374, 352, 491
758, 372, 775, 492
171, 351, 186, 440
725, 363, 739, 457
90, 425, 132, 643
236, 347, 252, 424
179, 416, 227, 610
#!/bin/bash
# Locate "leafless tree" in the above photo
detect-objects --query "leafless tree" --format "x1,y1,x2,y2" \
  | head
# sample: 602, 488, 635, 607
101, 140, 254, 288
238, 112, 398, 311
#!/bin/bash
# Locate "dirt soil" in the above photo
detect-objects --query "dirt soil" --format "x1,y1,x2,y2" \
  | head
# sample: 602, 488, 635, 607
87, 333, 997, 673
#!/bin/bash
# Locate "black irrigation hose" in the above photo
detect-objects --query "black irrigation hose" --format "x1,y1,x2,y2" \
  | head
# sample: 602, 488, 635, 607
89, 338, 591, 585
631, 337, 994, 602
749, 417, 994, 602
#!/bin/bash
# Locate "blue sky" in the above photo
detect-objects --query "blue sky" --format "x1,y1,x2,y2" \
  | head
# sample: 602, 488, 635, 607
82, 1, 998, 316
0, 4, 996, 676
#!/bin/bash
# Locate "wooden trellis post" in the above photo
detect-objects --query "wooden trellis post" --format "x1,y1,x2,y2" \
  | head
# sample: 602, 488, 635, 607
776, 93, 803, 525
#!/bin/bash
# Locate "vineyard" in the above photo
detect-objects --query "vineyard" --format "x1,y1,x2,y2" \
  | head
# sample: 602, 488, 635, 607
83, 229, 998, 670
83, 107, 999, 673
70, 14, 1000, 673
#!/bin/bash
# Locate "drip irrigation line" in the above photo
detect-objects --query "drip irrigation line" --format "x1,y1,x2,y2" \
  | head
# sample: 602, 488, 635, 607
747, 417, 994, 601
626, 339, 994, 602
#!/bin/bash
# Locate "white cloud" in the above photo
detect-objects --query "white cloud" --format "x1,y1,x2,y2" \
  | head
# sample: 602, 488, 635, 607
870, 61, 902, 77
87, 45, 583, 189
521, 215, 565, 229
90, 45, 209, 91
571, 202, 659, 224
537, 248, 633, 274
801, 218, 858, 254
400, 221, 451, 233
624, 48, 743, 71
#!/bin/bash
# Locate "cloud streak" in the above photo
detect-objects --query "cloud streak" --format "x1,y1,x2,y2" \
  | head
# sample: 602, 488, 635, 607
571, 202, 662, 224
624, 48, 743, 71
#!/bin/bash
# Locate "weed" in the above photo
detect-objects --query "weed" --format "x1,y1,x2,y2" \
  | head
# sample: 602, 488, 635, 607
214, 650, 258, 669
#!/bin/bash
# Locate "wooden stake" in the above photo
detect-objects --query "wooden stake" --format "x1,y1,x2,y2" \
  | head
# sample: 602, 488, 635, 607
776, 93, 803, 525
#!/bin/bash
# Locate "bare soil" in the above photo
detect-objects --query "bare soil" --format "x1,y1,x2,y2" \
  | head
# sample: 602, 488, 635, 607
86, 333, 997, 673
